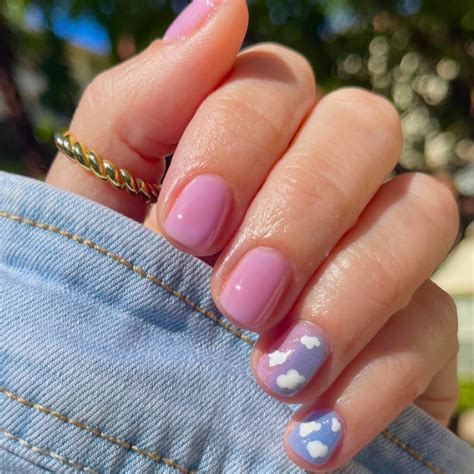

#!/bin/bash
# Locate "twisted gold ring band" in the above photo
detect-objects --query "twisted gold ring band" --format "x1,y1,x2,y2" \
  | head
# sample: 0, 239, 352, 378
54, 131, 161, 203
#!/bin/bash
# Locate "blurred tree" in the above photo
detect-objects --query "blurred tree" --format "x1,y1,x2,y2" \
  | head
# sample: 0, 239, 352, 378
0, 7, 44, 176
0, 0, 473, 228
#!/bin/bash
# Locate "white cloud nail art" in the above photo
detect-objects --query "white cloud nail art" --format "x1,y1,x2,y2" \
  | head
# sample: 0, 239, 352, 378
299, 421, 322, 437
268, 350, 292, 367
331, 417, 341, 432
306, 440, 329, 459
276, 369, 305, 390
300, 334, 321, 349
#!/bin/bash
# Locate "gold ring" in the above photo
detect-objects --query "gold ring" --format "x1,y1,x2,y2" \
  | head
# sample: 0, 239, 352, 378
54, 131, 161, 204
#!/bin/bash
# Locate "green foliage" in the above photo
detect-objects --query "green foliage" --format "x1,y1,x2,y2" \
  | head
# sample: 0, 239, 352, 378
459, 378, 474, 412
1, 0, 473, 183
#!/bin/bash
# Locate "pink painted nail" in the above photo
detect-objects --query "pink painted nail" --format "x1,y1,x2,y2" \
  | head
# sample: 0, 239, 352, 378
164, 0, 222, 41
219, 247, 291, 329
164, 174, 232, 252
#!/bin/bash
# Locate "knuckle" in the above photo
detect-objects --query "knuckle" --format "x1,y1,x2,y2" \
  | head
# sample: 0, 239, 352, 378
245, 42, 316, 93
85, 71, 108, 98
385, 354, 425, 401
206, 90, 282, 145
347, 237, 407, 311
273, 155, 354, 228
81, 70, 114, 110
407, 173, 460, 240
322, 87, 403, 147
413, 281, 459, 360
280, 47, 315, 90
427, 282, 459, 347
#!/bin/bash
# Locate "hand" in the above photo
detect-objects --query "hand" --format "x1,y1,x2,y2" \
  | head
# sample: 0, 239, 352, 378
47, 1, 460, 471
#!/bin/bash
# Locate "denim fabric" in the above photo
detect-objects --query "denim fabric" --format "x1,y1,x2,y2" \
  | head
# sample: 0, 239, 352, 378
0, 171, 472, 473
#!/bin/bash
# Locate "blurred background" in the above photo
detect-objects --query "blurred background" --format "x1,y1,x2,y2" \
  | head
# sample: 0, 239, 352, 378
0, 0, 473, 441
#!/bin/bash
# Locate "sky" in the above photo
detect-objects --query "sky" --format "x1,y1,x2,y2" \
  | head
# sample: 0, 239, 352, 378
25, 5, 111, 54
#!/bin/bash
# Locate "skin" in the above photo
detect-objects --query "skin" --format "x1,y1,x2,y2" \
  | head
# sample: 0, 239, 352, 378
46, 1, 460, 471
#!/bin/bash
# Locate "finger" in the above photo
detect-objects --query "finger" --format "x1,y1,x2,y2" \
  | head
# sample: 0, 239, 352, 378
284, 281, 458, 472
415, 356, 459, 426
154, 43, 316, 256
252, 172, 459, 400
46, 0, 248, 220
212, 88, 403, 330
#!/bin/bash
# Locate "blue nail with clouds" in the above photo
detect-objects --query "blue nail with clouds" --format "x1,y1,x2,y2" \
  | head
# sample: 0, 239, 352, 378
288, 409, 343, 466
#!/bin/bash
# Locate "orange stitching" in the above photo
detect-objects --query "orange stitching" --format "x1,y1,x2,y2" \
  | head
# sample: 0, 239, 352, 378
0, 210, 449, 474
382, 429, 445, 474
0, 210, 255, 346
0, 387, 194, 474
1, 385, 448, 474
0, 426, 98, 473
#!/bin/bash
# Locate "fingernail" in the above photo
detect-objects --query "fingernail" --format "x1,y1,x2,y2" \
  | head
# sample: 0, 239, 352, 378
256, 321, 328, 397
288, 409, 343, 466
164, 174, 232, 252
164, 0, 222, 41
220, 247, 291, 329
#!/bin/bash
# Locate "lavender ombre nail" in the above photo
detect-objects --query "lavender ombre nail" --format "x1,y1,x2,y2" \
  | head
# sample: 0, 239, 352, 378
256, 320, 328, 397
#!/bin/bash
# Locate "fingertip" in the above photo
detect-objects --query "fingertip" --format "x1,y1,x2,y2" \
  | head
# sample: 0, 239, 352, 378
252, 320, 330, 401
156, 173, 233, 257
284, 409, 345, 472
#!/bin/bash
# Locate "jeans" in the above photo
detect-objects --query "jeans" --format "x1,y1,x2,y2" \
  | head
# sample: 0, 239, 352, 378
0, 171, 472, 473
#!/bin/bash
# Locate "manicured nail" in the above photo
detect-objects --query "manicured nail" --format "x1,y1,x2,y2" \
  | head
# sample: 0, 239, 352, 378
164, 174, 232, 252
256, 321, 328, 397
220, 247, 291, 329
164, 0, 222, 41
288, 409, 343, 466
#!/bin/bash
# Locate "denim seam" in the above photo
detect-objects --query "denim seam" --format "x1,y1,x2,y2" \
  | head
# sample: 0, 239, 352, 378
0, 210, 255, 346
382, 429, 445, 474
0, 387, 195, 474
0, 211, 448, 474
0, 426, 98, 473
